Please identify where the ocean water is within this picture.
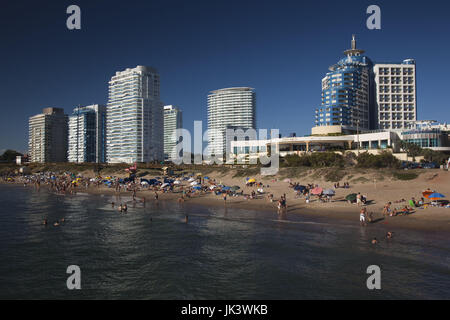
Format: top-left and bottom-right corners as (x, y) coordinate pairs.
(0, 184), (449, 299)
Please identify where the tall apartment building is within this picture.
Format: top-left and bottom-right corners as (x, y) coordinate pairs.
(28, 107), (68, 163)
(373, 59), (417, 130)
(207, 87), (256, 156)
(313, 35), (374, 135)
(68, 104), (106, 163)
(106, 66), (164, 163)
(163, 105), (182, 160)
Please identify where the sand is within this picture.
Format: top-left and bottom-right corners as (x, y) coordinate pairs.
(58, 168), (450, 233)
(4, 167), (450, 233)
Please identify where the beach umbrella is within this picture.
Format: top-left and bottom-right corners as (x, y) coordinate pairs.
(209, 185), (217, 190)
(323, 189), (336, 196)
(161, 183), (170, 188)
(190, 181), (198, 186)
(204, 176), (210, 180)
(428, 193), (445, 201)
(422, 190), (435, 198)
(140, 181), (149, 185)
(231, 186), (240, 191)
(311, 187), (323, 195)
(173, 180), (181, 185)
(248, 178), (256, 183)
(294, 185), (306, 192)
(346, 193), (357, 202)
(222, 186), (231, 191)
(193, 186), (202, 190)
(188, 177), (195, 182)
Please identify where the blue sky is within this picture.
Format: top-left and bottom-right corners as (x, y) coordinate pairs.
(1, 0), (450, 153)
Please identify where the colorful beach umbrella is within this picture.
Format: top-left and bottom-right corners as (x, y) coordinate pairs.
(311, 187), (323, 195)
(247, 178), (256, 183)
(428, 193), (445, 201)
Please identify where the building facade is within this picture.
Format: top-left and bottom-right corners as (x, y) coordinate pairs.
(106, 66), (164, 163)
(313, 36), (373, 135)
(207, 87), (256, 157)
(28, 107), (68, 163)
(373, 59), (417, 130)
(68, 104), (106, 163)
(163, 105), (183, 160)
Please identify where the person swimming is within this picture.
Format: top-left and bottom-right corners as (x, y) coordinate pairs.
(371, 238), (378, 244)
(42, 218), (48, 226)
(386, 231), (393, 239)
(185, 215), (188, 223)
(53, 221), (60, 227)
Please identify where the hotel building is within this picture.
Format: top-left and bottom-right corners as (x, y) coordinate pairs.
(313, 35), (373, 135)
(163, 105), (183, 160)
(106, 66), (164, 163)
(207, 87), (256, 157)
(373, 59), (417, 130)
(68, 104), (106, 163)
(28, 107), (68, 163)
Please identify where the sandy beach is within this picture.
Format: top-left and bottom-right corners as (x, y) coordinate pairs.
(17, 167), (447, 233)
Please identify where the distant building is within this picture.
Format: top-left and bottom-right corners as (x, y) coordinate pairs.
(207, 87), (256, 157)
(373, 59), (417, 130)
(106, 66), (164, 163)
(163, 105), (182, 160)
(68, 104), (106, 163)
(28, 107), (68, 163)
(313, 36), (373, 135)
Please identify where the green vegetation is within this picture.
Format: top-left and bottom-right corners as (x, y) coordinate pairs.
(355, 151), (400, 169)
(282, 152), (344, 168)
(393, 171), (419, 180)
(399, 141), (422, 161)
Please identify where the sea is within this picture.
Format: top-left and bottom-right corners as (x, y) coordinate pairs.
(0, 184), (449, 299)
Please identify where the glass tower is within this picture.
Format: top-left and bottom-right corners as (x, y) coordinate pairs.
(314, 35), (374, 134)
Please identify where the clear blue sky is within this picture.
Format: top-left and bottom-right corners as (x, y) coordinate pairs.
(1, 0), (449, 153)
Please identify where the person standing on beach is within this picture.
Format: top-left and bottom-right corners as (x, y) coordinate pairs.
(154, 192), (159, 201)
(357, 193), (362, 206)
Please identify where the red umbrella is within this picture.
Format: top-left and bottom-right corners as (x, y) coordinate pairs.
(311, 187), (323, 195)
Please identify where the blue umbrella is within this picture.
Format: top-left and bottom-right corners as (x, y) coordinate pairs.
(294, 185), (306, 191)
(193, 186), (202, 190)
(428, 193), (445, 200)
(222, 186), (231, 191)
(204, 176), (210, 180)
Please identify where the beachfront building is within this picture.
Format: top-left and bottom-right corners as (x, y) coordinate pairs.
(230, 131), (402, 161)
(207, 87), (256, 157)
(28, 107), (68, 163)
(106, 66), (164, 163)
(163, 105), (183, 160)
(68, 104), (106, 163)
(401, 121), (450, 152)
(373, 59), (417, 130)
(312, 35), (374, 136)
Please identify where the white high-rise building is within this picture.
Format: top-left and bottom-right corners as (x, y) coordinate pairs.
(207, 87), (256, 156)
(28, 108), (68, 163)
(373, 59), (417, 130)
(68, 104), (106, 163)
(163, 105), (182, 160)
(106, 66), (164, 163)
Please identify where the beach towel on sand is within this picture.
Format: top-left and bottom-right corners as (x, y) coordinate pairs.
(409, 200), (416, 208)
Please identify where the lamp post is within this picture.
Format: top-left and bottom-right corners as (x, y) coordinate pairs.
(357, 119), (360, 156)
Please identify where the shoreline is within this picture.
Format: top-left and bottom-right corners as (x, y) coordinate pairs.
(3, 180), (450, 234)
